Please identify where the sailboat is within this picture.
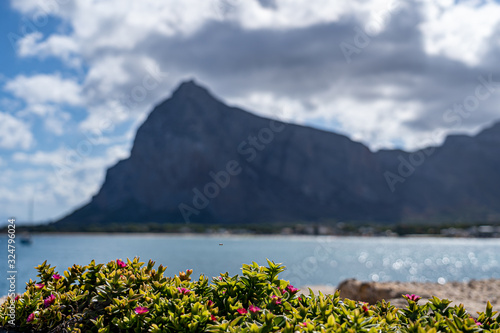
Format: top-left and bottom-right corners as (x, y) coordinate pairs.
(20, 232), (32, 245)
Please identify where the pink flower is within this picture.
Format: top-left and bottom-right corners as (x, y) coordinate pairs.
(473, 318), (482, 326)
(300, 322), (309, 327)
(43, 294), (56, 308)
(249, 304), (261, 313)
(177, 287), (191, 295)
(52, 274), (62, 280)
(134, 306), (149, 315)
(14, 295), (20, 301)
(116, 259), (127, 268)
(286, 285), (298, 294)
(35, 283), (44, 289)
(27, 313), (35, 323)
(207, 300), (214, 306)
(405, 294), (421, 302)
(210, 314), (217, 321)
(271, 295), (282, 304)
(298, 297), (302, 302)
(237, 308), (248, 315)
(362, 304), (369, 313)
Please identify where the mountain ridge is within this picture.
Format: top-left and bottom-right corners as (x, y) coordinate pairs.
(55, 80), (500, 226)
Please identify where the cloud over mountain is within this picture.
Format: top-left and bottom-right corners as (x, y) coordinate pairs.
(2, 0), (500, 224)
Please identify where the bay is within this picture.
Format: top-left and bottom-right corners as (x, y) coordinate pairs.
(1, 234), (500, 295)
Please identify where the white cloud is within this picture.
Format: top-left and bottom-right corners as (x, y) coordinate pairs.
(83, 56), (131, 96)
(6, 0), (500, 148)
(227, 0), (344, 29)
(3, 73), (78, 136)
(78, 101), (134, 132)
(0, 166), (78, 223)
(11, 0), (383, 58)
(0, 112), (34, 149)
(227, 91), (312, 125)
(78, 56), (169, 131)
(0, 97), (22, 112)
(419, 0), (500, 66)
(13, 142), (129, 167)
(20, 103), (57, 117)
(9, 0), (63, 15)
(12, 0), (500, 151)
(17, 32), (80, 66)
(4, 73), (82, 105)
(8, 0), (423, 151)
(13, 149), (64, 165)
(44, 111), (71, 135)
(322, 97), (428, 151)
(9, 142), (131, 222)
(209, 0), (406, 31)
(15, 103), (71, 136)
(228, 88), (433, 151)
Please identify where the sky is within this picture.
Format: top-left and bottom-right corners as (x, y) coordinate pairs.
(1, 0), (500, 225)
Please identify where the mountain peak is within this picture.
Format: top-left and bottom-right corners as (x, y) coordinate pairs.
(178, 79), (198, 89)
(172, 79), (213, 100)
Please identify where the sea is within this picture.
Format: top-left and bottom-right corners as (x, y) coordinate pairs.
(1, 234), (500, 295)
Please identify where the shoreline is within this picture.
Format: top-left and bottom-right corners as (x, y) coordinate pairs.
(1, 231), (499, 239)
(303, 278), (500, 316)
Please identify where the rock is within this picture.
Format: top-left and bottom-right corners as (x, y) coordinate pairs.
(337, 279), (402, 305)
(331, 278), (500, 315)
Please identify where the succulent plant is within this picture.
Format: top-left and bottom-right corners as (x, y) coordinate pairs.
(1, 258), (497, 332)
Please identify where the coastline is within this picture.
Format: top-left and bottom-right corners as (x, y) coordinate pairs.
(2, 231), (498, 239)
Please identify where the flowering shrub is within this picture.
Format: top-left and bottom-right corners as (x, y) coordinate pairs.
(1, 258), (499, 332)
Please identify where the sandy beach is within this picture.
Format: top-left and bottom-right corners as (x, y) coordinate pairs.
(303, 278), (500, 315)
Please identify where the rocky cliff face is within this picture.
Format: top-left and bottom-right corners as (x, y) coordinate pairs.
(378, 122), (500, 222)
(56, 81), (500, 226)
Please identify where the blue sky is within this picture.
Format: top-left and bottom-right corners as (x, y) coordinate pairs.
(1, 0), (500, 225)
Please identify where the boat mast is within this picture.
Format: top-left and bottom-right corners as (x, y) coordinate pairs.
(29, 193), (34, 224)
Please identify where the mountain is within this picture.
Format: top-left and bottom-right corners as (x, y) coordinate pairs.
(55, 80), (500, 227)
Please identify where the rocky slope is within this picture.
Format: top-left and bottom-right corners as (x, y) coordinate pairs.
(55, 80), (500, 226)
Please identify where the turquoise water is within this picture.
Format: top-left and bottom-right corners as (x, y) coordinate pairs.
(1, 234), (500, 295)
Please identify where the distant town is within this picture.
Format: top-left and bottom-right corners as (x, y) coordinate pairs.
(6, 221), (500, 238)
